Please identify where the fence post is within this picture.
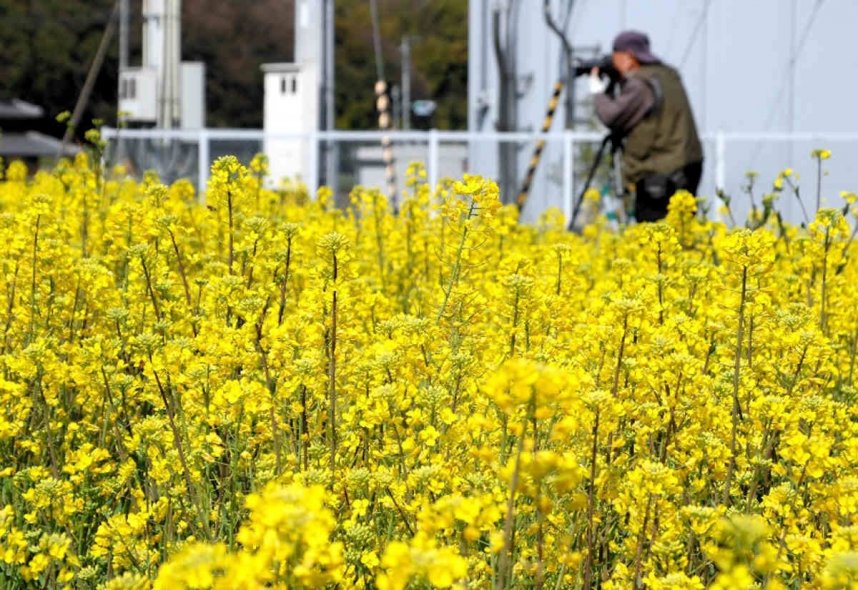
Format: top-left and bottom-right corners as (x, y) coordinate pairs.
(198, 128), (210, 203)
(100, 125), (115, 172)
(562, 131), (573, 224)
(715, 130), (726, 193)
(428, 128), (439, 194)
(308, 132), (319, 199)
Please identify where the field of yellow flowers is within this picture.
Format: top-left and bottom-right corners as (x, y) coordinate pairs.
(0, 147), (857, 590)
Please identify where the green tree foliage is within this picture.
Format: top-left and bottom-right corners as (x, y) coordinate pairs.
(0, 0), (466, 131)
(0, 0), (119, 137)
(183, 0), (293, 128)
(0, 0), (293, 131)
(335, 0), (467, 130)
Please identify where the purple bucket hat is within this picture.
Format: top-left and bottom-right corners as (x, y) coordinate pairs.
(612, 30), (660, 64)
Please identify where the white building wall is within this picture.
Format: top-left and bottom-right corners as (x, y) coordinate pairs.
(119, 68), (158, 122)
(263, 64), (319, 185)
(468, 0), (575, 219)
(469, 0), (858, 224)
(180, 62), (205, 129)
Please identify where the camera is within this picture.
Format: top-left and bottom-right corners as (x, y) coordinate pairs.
(573, 55), (620, 84)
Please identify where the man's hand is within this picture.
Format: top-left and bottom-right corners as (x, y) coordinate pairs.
(588, 68), (608, 95)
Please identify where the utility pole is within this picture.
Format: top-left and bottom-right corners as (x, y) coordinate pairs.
(116, 0), (129, 159)
(62, 0), (120, 150)
(369, 0), (385, 83)
(370, 0), (397, 204)
(391, 85), (401, 129)
(492, 0), (519, 205)
(400, 35), (411, 130)
(144, 0), (182, 129)
(324, 0), (337, 191)
(119, 0), (129, 73)
(159, 0), (181, 130)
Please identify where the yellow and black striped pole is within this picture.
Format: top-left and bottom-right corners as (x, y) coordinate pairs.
(516, 80), (565, 215)
(375, 80), (397, 208)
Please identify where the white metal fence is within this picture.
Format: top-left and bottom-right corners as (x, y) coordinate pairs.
(101, 128), (858, 224)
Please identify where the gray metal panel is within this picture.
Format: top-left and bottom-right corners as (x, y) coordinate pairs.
(468, 0), (858, 221)
(0, 132), (79, 157)
(467, 0), (571, 219)
(0, 99), (44, 120)
(180, 61), (206, 129)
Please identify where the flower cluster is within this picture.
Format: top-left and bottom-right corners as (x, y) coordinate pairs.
(0, 154), (857, 589)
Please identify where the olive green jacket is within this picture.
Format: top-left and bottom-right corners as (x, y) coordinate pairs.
(595, 64), (703, 185)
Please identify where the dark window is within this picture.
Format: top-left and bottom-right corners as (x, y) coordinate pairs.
(291, 76), (297, 93)
(281, 77), (287, 94)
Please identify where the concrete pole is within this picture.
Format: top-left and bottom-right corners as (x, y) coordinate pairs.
(167, 0), (181, 129)
(119, 0), (129, 70)
(156, 0), (181, 129)
(116, 0), (129, 157)
(401, 36), (411, 130)
(324, 0), (337, 190)
(62, 1), (120, 149)
(369, 0), (384, 82)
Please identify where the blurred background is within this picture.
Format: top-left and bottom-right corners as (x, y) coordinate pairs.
(0, 0), (854, 224)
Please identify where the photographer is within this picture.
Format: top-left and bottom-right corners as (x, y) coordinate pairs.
(589, 31), (703, 222)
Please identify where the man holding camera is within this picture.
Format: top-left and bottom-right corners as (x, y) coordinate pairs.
(590, 31), (703, 222)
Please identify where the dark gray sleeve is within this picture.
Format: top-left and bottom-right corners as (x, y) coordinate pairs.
(593, 77), (655, 134)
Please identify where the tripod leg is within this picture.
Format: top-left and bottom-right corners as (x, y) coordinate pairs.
(567, 134), (611, 230)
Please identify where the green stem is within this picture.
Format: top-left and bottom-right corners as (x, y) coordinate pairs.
(612, 315), (629, 398)
(633, 495), (653, 588)
(28, 214), (41, 345)
(724, 266), (747, 505)
(820, 227), (830, 334)
(495, 393), (533, 590)
(149, 354), (210, 540)
(328, 251), (338, 475)
(584, 408), (601, 589)
(436, 199), (475, 323)
(139, 255), (162, 323)
(278, 236), (294, 325)
(374, 191), (386, 289)
(167, 228), (192, 307)
(816, 158), (822, 212)
(227, 189), (234, 275)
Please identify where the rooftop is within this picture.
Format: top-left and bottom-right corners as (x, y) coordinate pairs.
(0, 131), (78, 158)
(260, 62), (303, 74)
(0, 99), (45, 120)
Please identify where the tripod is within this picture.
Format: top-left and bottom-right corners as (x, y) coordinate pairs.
(567, 132), (626, 231)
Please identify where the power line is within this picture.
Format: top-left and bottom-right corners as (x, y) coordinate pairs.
(763, 0), (826, 132)
(678, 0), (713, 69)
(791, 0), (826, 70)
(569, 0), (588, 36)
(662, 2), (686, 60)
(748, 0), (826, 164)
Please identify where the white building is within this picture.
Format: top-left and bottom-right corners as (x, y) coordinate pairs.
(261, 0), (334, 188)
(262, 62), (319, 186)
(118, 0), (205, 129)
(468, 0), (858, 224)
